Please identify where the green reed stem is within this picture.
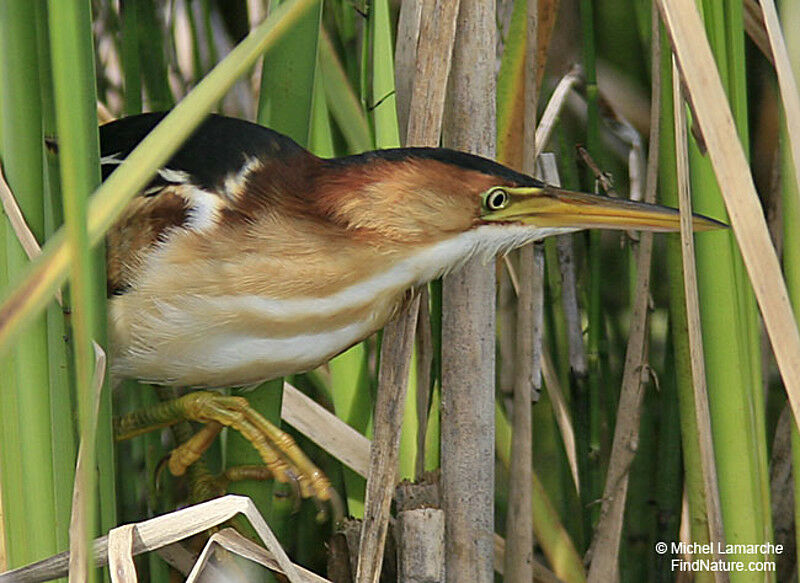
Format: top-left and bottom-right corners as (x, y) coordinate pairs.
(0, 0), (58, 569)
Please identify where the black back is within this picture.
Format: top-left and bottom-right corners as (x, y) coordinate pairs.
(99, 112), (307, 192)
(100, 112), (541, 192)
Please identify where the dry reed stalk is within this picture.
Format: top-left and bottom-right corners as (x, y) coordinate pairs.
(394, 0), (423, 140)
(414, 287), (434, 477)
(440, 1), (497, 580)
(185, 529), (332, 583)
(356, 297), (420, 583)
(396, 508), (445, 582)
(281, 383), (370, 477)
(540, 345), (579, 492)
(68, 344), (106, 583)
(395, 478), (445, 583)
(356, 1), (460, 579)
(743, 0), (773, 64)
(534, 67), (582, 160)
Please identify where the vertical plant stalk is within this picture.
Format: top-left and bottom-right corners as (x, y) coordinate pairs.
(505, 1), (540, 579)
(662, 0), (800, 574)
(440, 1), (496, 581)
(232, 0), (323, 540)
(658, 23), (714, 576)
(496, 403), (586, 583)
(393, 0), (423, 142)
(369, 0), (423, 484)
(356, 1), (459, 578)
(36, 4), (81, 557)
(120, 0), (143, 115)
(505, 246), (543, 583)
(762, 0), (800, 202)
(587, 10), (662, 579)
(578, 0), (602, 535)
(414, 287), (433, 478)
(0, 0), (58, 570)
(356, 296), (420, 583)
(674, 0), (769, 571)
(329, 344), (372, 517)
(47, 1), (106, 581)
(671, 58), (727, 571)
(403, 0), (460, 148)
(0, 62), (4, 574)
(779, 0), (800, 570)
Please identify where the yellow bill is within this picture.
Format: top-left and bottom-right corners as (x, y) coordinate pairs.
(480, 185), (726, 232)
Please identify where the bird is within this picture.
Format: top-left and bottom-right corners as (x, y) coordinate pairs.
(103, 111), (723, 503)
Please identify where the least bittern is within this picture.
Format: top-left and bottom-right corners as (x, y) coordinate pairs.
(105, 112), (722, 505)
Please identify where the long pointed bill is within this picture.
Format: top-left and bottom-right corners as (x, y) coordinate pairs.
(483, 186), (725, 232)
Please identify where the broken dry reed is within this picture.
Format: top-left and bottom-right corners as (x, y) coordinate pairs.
(0, 496), (317, 583)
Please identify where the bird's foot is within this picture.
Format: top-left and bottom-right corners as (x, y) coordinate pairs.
(115, 391), (333, 506)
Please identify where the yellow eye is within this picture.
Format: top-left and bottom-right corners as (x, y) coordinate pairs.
(483, 187), (509, 211)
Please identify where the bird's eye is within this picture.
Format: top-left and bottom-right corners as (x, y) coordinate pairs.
(484, 188), (509, 211)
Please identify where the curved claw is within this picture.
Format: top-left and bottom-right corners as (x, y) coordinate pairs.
(115, 390), (334, 507)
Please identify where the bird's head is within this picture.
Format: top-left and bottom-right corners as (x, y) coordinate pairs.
(313, 147), (723, 259)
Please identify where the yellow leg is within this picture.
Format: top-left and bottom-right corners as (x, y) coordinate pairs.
(168, 421), (223, 476)
(180, 392), (330, 501)
(115, 391), (332, 504)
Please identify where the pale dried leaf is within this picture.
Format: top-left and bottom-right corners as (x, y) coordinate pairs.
(281, 383), (370, 478)
(185, 529), (331, 583)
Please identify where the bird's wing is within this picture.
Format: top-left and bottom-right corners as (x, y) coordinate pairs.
(99, 112), (307, 194)
(100, 112), (309, 296)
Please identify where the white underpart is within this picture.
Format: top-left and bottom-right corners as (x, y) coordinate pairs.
(112, 223), (576, 387)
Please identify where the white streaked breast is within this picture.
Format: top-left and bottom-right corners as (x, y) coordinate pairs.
(197, 224), (575, 323)
(111, 223), (575, 387)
